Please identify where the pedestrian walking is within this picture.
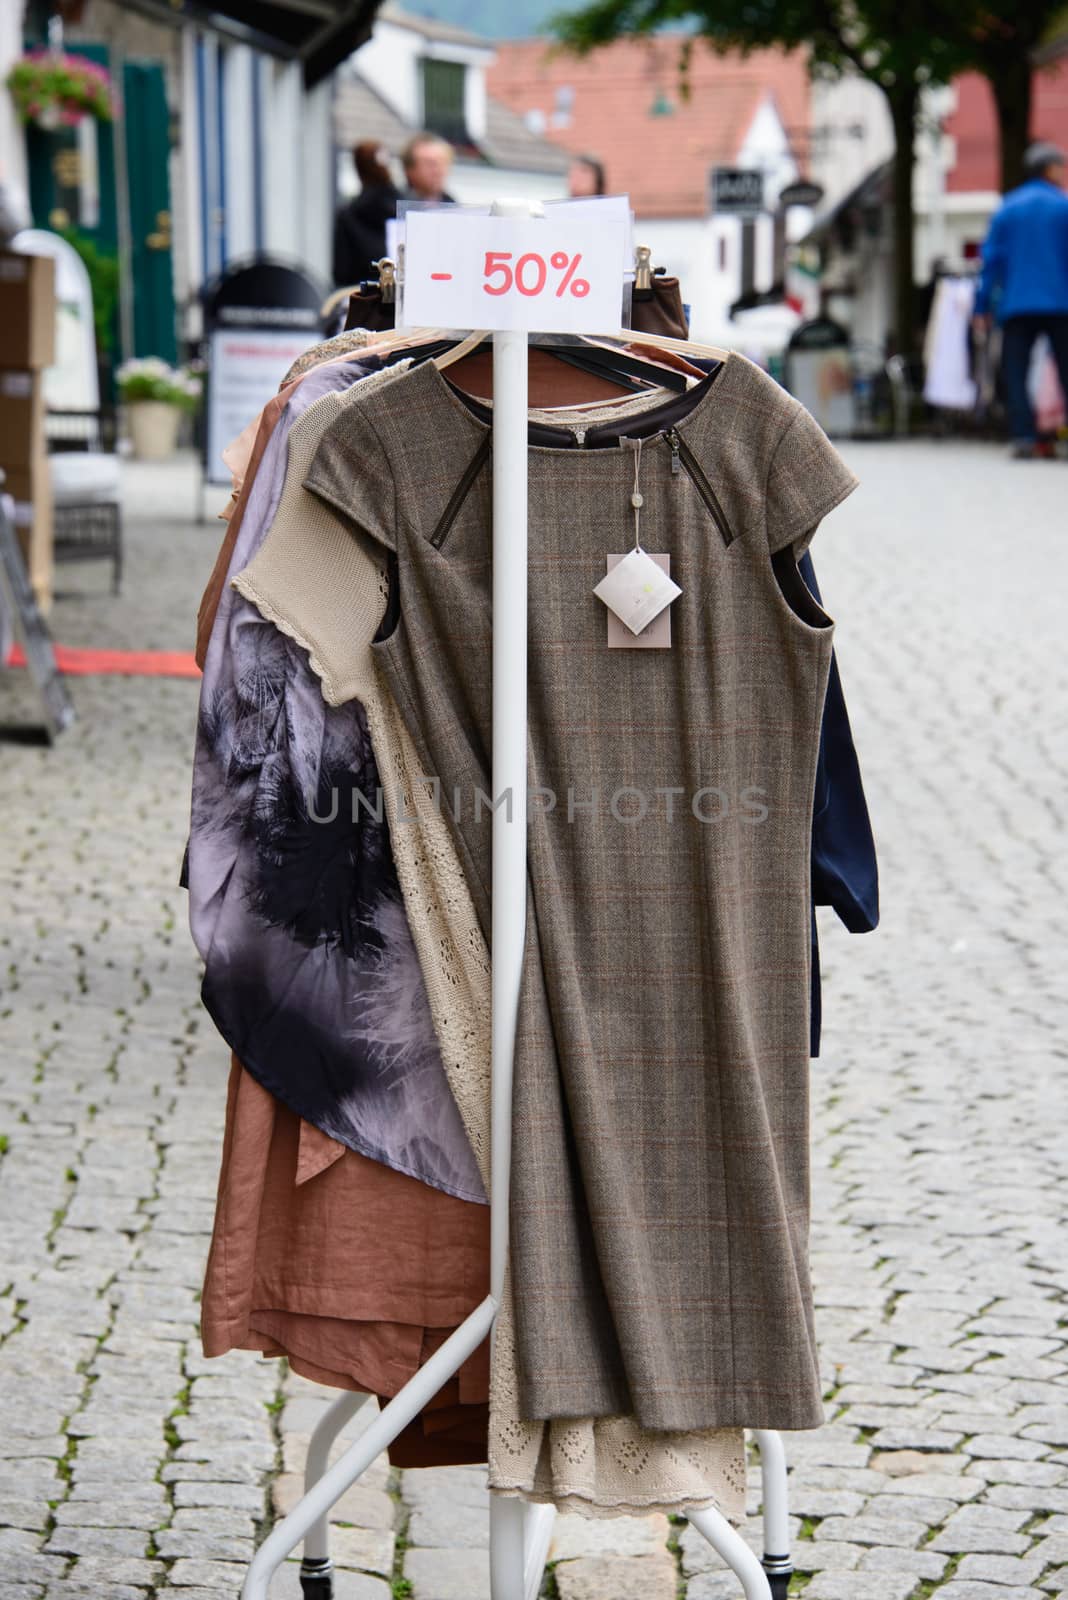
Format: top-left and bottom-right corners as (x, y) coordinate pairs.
(332, 141), (401, 289)
(974, 140), (1068, 457)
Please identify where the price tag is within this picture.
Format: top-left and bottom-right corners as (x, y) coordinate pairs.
(401, 212), (627, 333)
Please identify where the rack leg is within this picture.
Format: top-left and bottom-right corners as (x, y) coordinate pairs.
(753, 1430), (792, 1599)
(240, 1297), (496, 1600)
(297, 1391), (369, 1598)
(522, 1501), (556, 1600)
(686, 1503), (773, 1600)
(490, 1498), (526, 1600)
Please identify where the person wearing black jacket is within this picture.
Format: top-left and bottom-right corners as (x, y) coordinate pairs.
(332, 142), (401, 289)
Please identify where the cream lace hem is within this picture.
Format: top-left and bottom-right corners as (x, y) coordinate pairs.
(234, 367), (746, 1520)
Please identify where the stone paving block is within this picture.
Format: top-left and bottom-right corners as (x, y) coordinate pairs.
(859, 1543), (951, 1578)
(870, 1426), (967, 1452)
(1028, 1536), (1068, 1568)
(790, 1539), (864, 1571)
(271, 1472), (394, 1530)
(547, 1512), (669, 1561)
(404, 1545), (491, 1600)
(964, 1435), (1053, 1462)
(967, 1461), (1068, 1487)
(166, 1558), (250, 1587)
(51, 1499), (166, 1529)
(552, 1552), (677, 1600)
(877, 1472), (984, 1502)
(686, 1575), (750, 1600)
(781, 1486), (868, 1518)
(800, 1574), (919, 1600)
(330, 1525), (395, 1576)
(42, 1525), (149, 1559)
(814, 1514), (928, 1547)
(41, 1587), (146, 1600)
(0, 1555), (63, 1590)
(153, 1529), (256, 1561)
(954, 1554), (1048, 1586)
(986, 1485), (1068, 1514)
(934, 1584), (1046, 1599)
(171, 1479), (266, 1516)
(60, 1557), (164, 1587)
(0, 1501), (50, 1533)
(400, 1465), (488, 1513)
(0, 1533), (40, 1557)
(872, 1448), (969, 1477)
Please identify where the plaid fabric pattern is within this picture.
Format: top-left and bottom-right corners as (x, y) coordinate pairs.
(305, 352), (858, 1431)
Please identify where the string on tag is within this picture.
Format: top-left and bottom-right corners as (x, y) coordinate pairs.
(629, 436), (644, 552)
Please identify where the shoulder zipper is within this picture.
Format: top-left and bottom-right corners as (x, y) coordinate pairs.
(429, 435), (492, 550)
(664, 428), (734, 547)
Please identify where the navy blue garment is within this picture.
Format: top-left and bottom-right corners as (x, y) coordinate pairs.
(801, 551), (879, 1055)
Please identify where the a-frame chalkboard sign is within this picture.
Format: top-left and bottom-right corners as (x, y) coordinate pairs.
(0, 494), (74, 742)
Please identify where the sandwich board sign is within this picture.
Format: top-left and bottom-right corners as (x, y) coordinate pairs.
(201, 258), (324, 486)
(0, 493), (74, 742)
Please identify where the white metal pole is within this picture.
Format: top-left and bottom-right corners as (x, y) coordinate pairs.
(488, 318), (529, 1304)
(687, 1503), (773, 1600)
(754, 1428), (791, 1587)
(487, 197), (535, 1600)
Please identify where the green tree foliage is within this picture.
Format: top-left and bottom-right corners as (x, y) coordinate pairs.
(553, 0), (983, 353)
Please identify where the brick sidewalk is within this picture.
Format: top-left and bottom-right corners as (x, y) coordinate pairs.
(0, 443), (1065, 1600)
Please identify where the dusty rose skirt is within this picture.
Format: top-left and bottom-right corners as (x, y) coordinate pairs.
(201, 1057), (490, 1466)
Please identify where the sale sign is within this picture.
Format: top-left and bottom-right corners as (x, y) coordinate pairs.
(401, 212), (627, 333)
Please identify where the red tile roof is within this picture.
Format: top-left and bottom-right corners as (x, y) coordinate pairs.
(487, 36), (811, 217)
(945, 62), (1068, 193)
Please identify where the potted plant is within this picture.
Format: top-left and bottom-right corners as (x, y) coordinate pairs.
(116, 358), (201, 461)
(6, 50), (115, 130)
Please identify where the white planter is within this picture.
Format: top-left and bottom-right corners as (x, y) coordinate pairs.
(127, 400), (181, 461)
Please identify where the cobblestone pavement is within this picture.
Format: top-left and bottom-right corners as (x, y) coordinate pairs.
(0, 441), (1065, 1600)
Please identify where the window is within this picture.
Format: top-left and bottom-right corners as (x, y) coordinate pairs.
(421, 58), (467, 145)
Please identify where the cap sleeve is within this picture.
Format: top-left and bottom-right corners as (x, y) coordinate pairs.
(303, 399), (397, 553)
(764, 402), (858, 559)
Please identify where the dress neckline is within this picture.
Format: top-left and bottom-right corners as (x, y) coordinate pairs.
(419, 349), (735, 455)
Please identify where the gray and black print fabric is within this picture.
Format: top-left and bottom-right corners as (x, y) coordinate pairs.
(185, 436), (485, 1205)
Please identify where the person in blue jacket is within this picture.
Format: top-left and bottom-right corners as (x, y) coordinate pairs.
(974, 141), (1068, 456)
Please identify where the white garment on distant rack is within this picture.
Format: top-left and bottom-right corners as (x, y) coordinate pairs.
(924, 277), (977, 410)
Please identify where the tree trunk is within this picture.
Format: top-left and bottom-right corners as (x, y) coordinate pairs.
(888, 81), (919, 358)
(987, 50), (1033, 193)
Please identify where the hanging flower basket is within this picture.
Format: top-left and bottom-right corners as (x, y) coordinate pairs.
(6, 50), (115, 129)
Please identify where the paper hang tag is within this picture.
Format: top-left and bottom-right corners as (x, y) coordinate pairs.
(594, 546), (682, 636)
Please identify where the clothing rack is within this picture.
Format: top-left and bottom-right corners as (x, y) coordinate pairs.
(237, 199), (793, 1600)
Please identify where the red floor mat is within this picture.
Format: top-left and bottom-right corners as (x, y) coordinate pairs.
(5, 643), (201, 678)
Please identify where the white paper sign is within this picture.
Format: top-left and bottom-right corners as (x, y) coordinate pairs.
(401, 213), (627, 333)
(206, 328), (314, 484)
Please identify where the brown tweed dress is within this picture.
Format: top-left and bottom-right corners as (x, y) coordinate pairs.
(305, 352), (858, 1433)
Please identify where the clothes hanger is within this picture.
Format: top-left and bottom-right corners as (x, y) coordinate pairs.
(429, 331), (690, 394)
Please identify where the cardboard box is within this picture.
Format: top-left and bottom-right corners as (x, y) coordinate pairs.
(2, 451), (53, 614)
(0, 370), (45, 468)
(0, 252), (56, 370)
